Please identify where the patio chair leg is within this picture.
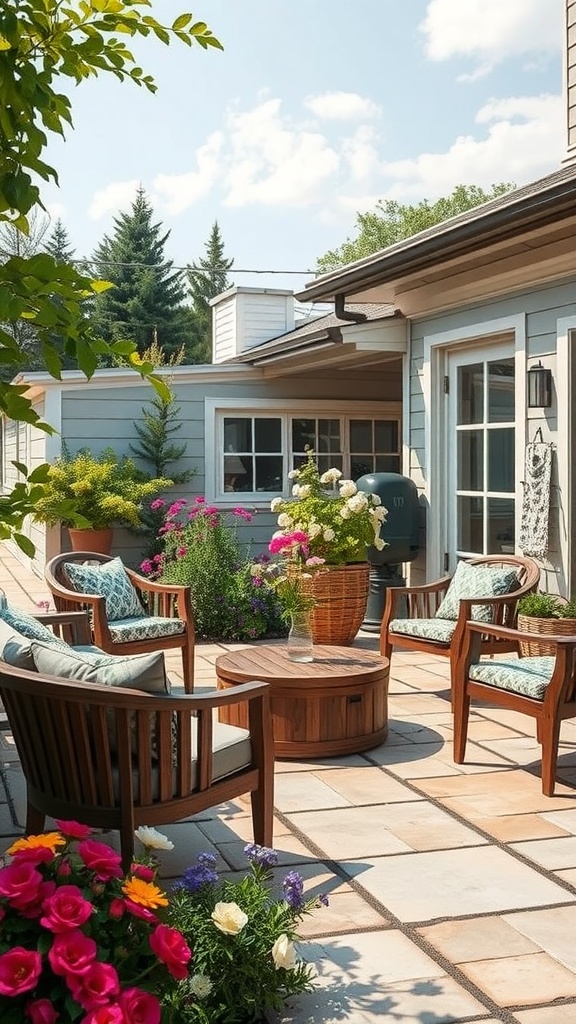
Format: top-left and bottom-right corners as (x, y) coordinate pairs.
(452, 687), (471, 764)
(182, 643), (194, 694)
(26, 803), (45, 835)
(540, 718), (561, 797)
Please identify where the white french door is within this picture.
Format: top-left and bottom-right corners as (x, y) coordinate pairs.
(446, 345), (516, 565)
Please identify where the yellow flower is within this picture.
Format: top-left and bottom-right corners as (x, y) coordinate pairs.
(211, 901), (248, 935)
(122, 877), (169, 909)
(7, 832), (65, 855)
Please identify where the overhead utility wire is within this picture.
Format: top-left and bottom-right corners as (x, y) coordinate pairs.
(72, 257), (314, 275)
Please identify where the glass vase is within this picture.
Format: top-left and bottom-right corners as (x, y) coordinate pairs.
(287, 610), (314, 662)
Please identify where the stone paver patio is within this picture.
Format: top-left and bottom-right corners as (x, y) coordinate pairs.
(2, 545), (576, 1022)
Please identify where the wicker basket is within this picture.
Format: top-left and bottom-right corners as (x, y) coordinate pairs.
(517, 614), (576, 657)
(300, 562), (370, 646)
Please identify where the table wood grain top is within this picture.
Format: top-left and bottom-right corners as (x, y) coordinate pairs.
(215, 644), (388, 687)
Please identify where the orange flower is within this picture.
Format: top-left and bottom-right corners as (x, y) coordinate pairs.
(7, 833), (65, 855)
(121, 877), (168, 909)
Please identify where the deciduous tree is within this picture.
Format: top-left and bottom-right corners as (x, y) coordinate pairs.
(0, 0), (220, 551)
(317, 183), (515, 272)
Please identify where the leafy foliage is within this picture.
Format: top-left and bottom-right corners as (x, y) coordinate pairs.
(164, 846), (324, 1023)
(32, 447), (173, 529)
(518, 592), (576, 619)
(141, 498), (286, 641)
(0, 0), (220, 547)
(317, 183), (516, 272)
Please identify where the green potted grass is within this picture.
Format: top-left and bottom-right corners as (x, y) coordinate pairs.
(517, 592), (576, 656)
(33, 447), (172, 554)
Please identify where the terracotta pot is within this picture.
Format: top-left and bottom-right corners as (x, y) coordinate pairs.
(68, 527), (113, 556)
(300, 562), (370, 646)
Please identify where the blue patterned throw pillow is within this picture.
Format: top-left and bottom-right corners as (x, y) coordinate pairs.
(435, 561), (518, 623)
(64, 557), (144, 622)
(0, 603), (69, 648)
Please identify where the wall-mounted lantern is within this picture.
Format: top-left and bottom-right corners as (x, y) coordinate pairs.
(527, 361), (552, 409)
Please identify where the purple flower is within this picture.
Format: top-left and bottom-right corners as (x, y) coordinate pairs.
(244, 843), (279, 869)
(177, 853), (219, 892)
(283, 870), (305, 911)
(319, 892), (330, 906)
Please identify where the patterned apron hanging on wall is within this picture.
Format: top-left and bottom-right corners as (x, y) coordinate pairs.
(518, 441), (554, 559)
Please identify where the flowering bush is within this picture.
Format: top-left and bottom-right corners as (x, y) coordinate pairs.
(0, 822), (190, 1024)
(140, 497), (286, 642)
(163, 844), (327, 1023)
(271, 449), (387, 565)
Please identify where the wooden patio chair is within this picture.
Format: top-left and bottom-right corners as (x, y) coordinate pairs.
(0, 662), (274, 871)
(380, 555), (540, 676)
(45, 552), (196, 693)
(452, 620), (576, 795)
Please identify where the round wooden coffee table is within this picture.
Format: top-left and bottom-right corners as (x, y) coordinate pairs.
(216, 644), (389, 759)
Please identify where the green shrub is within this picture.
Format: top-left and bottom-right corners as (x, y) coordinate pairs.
(141, 498), (286, 642)
(33, 447), (172, 530)
(518, 592), (576, 619)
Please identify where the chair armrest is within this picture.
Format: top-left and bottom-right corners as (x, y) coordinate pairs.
(34, 611), (92, 645)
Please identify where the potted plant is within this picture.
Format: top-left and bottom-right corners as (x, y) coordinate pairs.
(33, 447), (172, 554)
(269, 448), (388, 645)
(517, 592), (576, 656)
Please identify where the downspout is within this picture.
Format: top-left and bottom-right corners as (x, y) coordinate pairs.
(335, 294), (367, 323)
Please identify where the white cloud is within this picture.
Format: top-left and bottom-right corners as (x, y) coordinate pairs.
(341, 126), (382, 181)
(367, 93), (563, 203)
(45, 201), (67, 222)
(88, 179), (139, 220)
(223, 99), (340, 207)
(421, 0), (562, 68)
(153, 132), (224, 215)
(304, 91), (381, 120)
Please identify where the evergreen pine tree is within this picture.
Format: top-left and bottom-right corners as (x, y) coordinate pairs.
(44, 219), (75, 263)
(92, 187), (194, 360)
(187, 220), (233, 363)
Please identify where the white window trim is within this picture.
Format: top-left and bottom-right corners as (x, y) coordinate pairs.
(423, 314), (526, 579)
(556, 316), (574, 597)
(205, 397), (402, 505)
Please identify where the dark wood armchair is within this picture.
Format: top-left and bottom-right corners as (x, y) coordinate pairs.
(452, 621), (576, 795)
(45, 552), (196, 693)
(0, 663), (274, 871)
(380, 555), (540, 675)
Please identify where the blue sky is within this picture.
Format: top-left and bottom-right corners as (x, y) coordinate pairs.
(44, 0), (564, 294)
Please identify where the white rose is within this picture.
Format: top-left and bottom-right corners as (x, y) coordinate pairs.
(339, 480), (357, 498)
(308, 522), (321, 539)
(189, 974), (213, 998)
(297, 484), (311, 499)
(372, 506), (387, 522)
(292, 484), (300, 497)
(339, 506), (350, 519)
(370, 493), (382, 506)
(347, 493), (369, 513)
(270, 497), (283, 512)
(288, 469), (300, 480)
(323, 528), (335, 541)
(211, 901), (248, 935)
(373, 537), (386, 551)
(320, 468), (342, 484)
(134, 826), (174, 851)
(272, 934), (297, 970)
(277, 512), (292, 528)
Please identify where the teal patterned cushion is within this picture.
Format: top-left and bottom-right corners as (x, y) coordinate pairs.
(389, 618), (456, 643)
(469, 656), (555, 700)
(0, 604), (69, 649)
(64, 557), (144, 622)
(108, 616), (185, 643)
(435, 562), (518, 623)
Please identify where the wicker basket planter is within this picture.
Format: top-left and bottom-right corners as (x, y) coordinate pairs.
(300, 562), (370, 646)
(517, 613), (576, 657)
